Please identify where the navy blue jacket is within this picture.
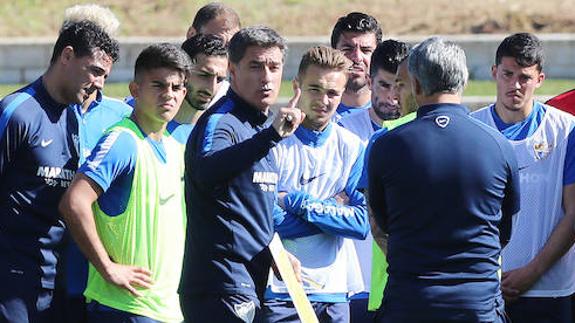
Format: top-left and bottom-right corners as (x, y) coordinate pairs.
(368, 103), (520, 321)
(0, 78), (79, 289)
(180, 90), (282, 299)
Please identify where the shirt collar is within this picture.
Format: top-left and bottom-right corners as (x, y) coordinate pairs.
(227, 88), (269, 126)
(295, 123), (332, 147)
(34, 77), (68, 112)
(417, 103), (469, 118)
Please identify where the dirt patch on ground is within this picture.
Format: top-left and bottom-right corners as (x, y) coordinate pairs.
(0, 0), (574, 37)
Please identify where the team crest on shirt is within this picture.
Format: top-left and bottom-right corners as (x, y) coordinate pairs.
(533, 141), (553, 160)
(435, 116), (450, 128)
(233, 300), (255, 323)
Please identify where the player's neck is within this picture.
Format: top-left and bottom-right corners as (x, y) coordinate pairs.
(41, 71), (68, 105)
(174, 99), (203, 125)
(368, 108), (384, 127)
(494, 99), (534, 124)
(131, 113), (167, 141)
(341, 86), (370, 108)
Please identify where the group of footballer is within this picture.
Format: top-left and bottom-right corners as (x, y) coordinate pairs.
(1, 2), (575, 323)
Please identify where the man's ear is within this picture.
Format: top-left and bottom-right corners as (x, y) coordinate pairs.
(491, 64), (497, 80)
(293, 77), (300, 91)
(411, 76), (422, 97)
(60, 46), (75, 66)
(128, 81), (139, 99)
(186, 26), (197, 40)
(228, 62), (237, 81)
(535, 71), (545, 89)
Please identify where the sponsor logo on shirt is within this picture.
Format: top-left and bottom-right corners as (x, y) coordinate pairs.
(40, 139), (53, 147)
(299, 172), (325, 186)
(520, 172), (544, 184)
(159, 193), (176, 205)
(253, 171), (278, 192)
(36, 166), (75, 187)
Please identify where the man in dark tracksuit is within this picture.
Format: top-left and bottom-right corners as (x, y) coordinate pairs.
(368, 37), (520, 323)
(0, 21), (118, 322)
(179, 26), (304, 323)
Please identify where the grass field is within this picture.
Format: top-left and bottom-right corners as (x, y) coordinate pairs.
(1, 80), (573, 100)
(0, 0), (574, 37)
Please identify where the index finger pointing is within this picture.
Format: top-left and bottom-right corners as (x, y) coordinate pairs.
(287, 86), (301, 110)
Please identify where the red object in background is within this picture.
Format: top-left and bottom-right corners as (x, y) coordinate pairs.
(546, 89), (575, 115)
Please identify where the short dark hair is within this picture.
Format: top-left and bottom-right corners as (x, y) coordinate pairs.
(50, 20), (119, 64)
(181, 34), (227, 61)
(330, 12), (382, 48)
(228, 26), (286, 64)
(370, 39), (410, 77)
(192, 2), (240, 32)
(134, 43), (192, 81)
(496, 32), (544, 71)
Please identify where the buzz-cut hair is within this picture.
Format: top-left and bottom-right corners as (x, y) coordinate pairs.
(181, 34), (227, 62)
(297, 46), (352, 79)
(134, 43), (192, 82)
(330, 12), (383, 48)
(192, 2), (240, 32)
(61, 3), (120, 36)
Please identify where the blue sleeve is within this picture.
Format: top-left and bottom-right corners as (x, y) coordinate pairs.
(283, 148), (370, 240)
(0, 106), (24, 178)
(0, 92), (31, 178)
(367, 138), (388, 233)
(563, 124), (575, 185)
(79, 130), (137, 193)
(274, 202), (322, 239)
(500, 143), (521, 244)
(191, 115), (281, 185)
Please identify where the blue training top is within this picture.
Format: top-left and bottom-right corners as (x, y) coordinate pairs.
(368, 103), (520, 321)
(72, 91), (133, 164)
(0, 77), (79, 289)
(180, 89), (282, 300)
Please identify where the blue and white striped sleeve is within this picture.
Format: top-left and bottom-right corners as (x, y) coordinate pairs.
(79, 130), (137, 192)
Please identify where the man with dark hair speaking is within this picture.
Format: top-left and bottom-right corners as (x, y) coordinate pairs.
(180, 26), (304, 323)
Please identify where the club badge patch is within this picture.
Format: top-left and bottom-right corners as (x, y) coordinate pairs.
(435, 116), (450, 128)
(533, 141), (553, 160)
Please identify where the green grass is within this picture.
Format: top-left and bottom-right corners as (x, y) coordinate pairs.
(1, 79), (574, 100)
